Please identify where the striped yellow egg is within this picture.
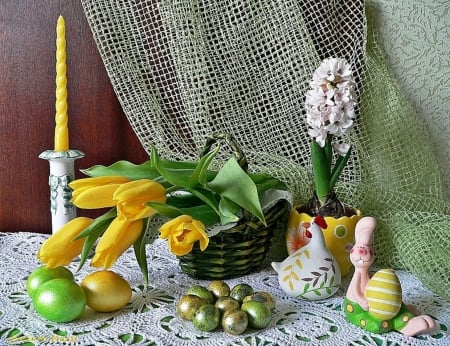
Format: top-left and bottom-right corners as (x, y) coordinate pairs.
(366, 269), (402, 320)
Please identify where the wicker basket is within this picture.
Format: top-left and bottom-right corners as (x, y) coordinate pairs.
(176, 133), (289, 279)
(178, 199), (289, 279)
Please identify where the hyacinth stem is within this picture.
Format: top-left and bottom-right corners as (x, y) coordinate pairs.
(311, 139), (331, 204)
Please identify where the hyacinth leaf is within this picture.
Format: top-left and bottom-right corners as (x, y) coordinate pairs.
(311, 140), (331, 203)
(76, 209), (117, 270)
(133, 218), (150, 286)
(147, 202), (219, 226)
(329, 144), (352, 191)
(218, 197), (241, 224)
(81, 160), (160, 181)
(187, 144), (220, 188)
(324, 140), (333, 169)
(208, 157), (265, 224)
(150, 146), (196, 188)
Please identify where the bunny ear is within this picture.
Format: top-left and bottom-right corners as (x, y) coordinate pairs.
(314, 216), (328, 229)
(354, 217), (377, 245)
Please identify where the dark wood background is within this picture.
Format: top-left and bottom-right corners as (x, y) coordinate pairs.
(0, 1), (148, 233)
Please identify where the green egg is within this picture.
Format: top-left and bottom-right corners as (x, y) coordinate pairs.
(186, 285), (214, 304)
(215, 296), (240, 314)
(222, 309), (248, 335)
(230, 283), (254, 303)
(242, 291), (276, 311)
(208, 280), (230, 299)
(176, 294), (205, 321)
(241, 300), (272, 329)
(193, 304), (220, 332)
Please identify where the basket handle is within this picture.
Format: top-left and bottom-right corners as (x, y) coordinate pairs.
(200, 133), (248, 171)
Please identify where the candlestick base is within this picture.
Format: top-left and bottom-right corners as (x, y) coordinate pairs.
(39, 149), (85, 234)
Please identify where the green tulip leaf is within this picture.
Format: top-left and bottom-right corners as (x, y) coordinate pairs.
(77, 225), (107, 271)
(81, 160), (159, 180)
(208, 157), (265, 224)
(183, 205), (219, 226)
(190, 187), (221, 216)
(166, 192), (204, 208)
(76, 209), (117, 271)
(75, 208), (117, 240)
(249, 173), (287, 192)
(133, 218), (150, 286)
(147, 202), (183, 219)
(187, 144), (220, 188)
(218, 197), (241, 225)
(150, 146), (195, 187)
(156, 157), (198, 170)
(148, 202), (219, 227)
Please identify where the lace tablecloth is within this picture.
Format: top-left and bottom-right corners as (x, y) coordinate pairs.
(0, 232), (449, 346)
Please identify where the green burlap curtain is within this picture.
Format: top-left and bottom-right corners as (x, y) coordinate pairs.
(80, 0), (450, 299)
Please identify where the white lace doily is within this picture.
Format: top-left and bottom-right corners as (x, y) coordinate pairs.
(1, 232), (449, 346)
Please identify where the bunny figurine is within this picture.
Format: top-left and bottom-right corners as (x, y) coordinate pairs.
(344, 216), (436, 336)
(272, 216), (341, 300)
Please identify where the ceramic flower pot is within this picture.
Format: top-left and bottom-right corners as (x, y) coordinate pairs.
(287, 206), (362, 276)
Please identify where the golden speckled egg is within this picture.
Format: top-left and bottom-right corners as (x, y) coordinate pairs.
(366, 269), (402, 320)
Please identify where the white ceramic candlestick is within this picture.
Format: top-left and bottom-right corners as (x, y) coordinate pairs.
(39, 149), (84, 233)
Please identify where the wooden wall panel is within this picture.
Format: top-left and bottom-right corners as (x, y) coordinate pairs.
(0, 1), (148, 233)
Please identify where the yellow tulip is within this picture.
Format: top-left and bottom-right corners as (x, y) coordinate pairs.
(91, 218), (143, 268)
(70, 176), (131, 209)
(37, 217), (93, 268)
(69, 176), (131, 190)
(114, 179), (167, 220)
(159, 215), (209, 256)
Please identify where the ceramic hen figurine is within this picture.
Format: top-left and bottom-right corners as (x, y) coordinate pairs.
(344, 216), (436, 336)
(272, 216), (341, 300)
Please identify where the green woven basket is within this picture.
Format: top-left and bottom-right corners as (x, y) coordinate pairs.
(177, 133), (290, 279)
(178, 196), (289, 279)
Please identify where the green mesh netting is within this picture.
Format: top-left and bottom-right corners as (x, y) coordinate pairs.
(80, 0), (450, 299)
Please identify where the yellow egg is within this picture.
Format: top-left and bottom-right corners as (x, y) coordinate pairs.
(366, 269), (402, 320)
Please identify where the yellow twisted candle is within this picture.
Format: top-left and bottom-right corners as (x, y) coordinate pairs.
(54, 15), (69, 151)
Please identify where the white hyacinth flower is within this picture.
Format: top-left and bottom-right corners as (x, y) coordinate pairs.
(307, 126), (328, 148)
(305, 57), (357, 210)
(333, 142), (351, 156)
(305, 58), (355, 147)
(311, 57), (353, 87)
